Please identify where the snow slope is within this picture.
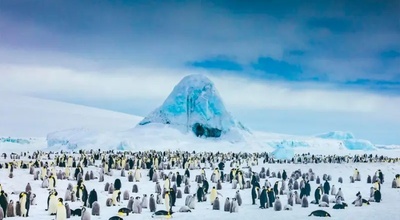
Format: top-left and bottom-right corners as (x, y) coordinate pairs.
(0, 93), (142, 137)
(138, 74), (249, 138)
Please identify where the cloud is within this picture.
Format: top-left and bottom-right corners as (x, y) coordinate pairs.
(187, 56), (243, 71)
(251, 57), (303, 81)
(1, 1), (400, 143)
(1, 63), (399, 116)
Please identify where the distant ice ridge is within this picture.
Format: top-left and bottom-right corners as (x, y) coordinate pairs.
(0, 137), (31, 144)
(46, 128), (97, 150)
(138, 74), (250, 139)
(267, 140), (310, 148)
(316, 131), (355, 140)
(316, 131), (376, 151)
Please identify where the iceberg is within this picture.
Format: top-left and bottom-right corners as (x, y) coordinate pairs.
(138, 74), (249, 138)
(272, 146), (295, 160)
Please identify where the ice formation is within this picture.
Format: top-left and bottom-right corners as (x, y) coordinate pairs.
(138, 74), (249, 138)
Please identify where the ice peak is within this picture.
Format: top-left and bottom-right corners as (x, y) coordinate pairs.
(138, 74), (249, 138)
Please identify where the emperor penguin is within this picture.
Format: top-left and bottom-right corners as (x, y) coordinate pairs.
(141, 194), (148, 208)
(108, 183), (115, 195)
(224, 197), (230, 212)
(336, 188), (345, 201)
(217, 180), (222, 190)
(188, 194), (196, 209)
(98, 173), (104, 182)
(34, 171), (40, 180)
(127, 197), (134, 211)
(294, 191), (301, 204)
(165, 192), (171, 213)
(331, 185), (336, 195)
(81, 207), (91, 220)
(16, 201), (21, 216)
(135, 168), (141, 182)
(56, 198), (66, 220)
(301, 196), (309, 208)
(287, 192), (294, 206)
(184, 185), (190, 194)
(64, 189), (72, 202)
(212, 197), (220, 210)
(210, 187), (218, 205)
(49, 175), (56, 190)
(112, 190), (120, 206)
(185, 195), (192, 206)
(156, 193), (163, 204)
(155, 182), (162, 194)
(230, 197), (239, 213)
(176, 189), (182, 199)
(179, 206), (191, 212)
(42, 176), (49, 188)
(274, 197), (282, 211)
(30, 193), (37, 206)
(25, 183), (32, 193)
(7, 200), (15, 217)
(149, 194), (156, 212)
(114, 178), (122, 191)
(128, 171), (134, 182)
(235, 190), (242, 206)
(91, 201), (100, 216)
(104, 182), (110, 192)
(48, 191), (58, 215)
(321, 194), (329, 204)
(106, 198), (113, 207)
(65, 203), (71, 218)
(19, 192), (28, 217)
(123, 190), (130, 201)
(133, 197), (142, 214)
(132, 184), (138, 193)
(88, 189), (97, 208)
(392, 178), (397, 188)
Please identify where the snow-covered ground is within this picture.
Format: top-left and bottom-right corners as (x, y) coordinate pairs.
(0, 154), (399, 220)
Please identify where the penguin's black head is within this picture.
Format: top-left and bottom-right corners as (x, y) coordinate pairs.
(58, 198), (63, 203)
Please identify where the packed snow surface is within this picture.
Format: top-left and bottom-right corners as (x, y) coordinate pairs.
(0, 152), (399, 220)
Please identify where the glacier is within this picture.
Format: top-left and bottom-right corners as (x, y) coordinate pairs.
(138, 74), (249, 138)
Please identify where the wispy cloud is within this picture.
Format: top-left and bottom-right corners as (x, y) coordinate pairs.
(0, 0), (399, 143)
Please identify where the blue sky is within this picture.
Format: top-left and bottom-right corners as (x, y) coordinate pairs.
(0, 0), (399, 144)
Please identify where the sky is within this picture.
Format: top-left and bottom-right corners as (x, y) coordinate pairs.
(0, 0), (399, 144)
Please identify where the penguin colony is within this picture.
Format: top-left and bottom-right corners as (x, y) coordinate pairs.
(0, 150), (398, 219)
